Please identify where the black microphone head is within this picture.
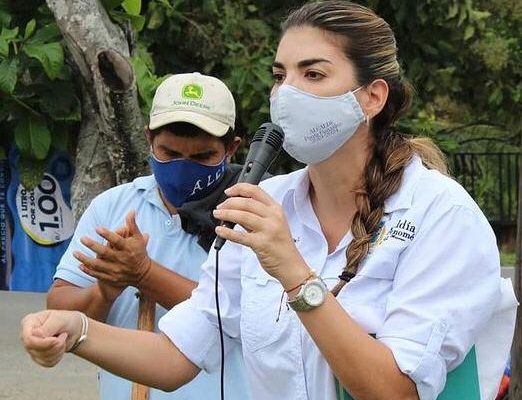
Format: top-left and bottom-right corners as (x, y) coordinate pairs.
(251, 122), (285, 150)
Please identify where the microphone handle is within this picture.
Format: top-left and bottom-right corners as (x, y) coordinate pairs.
(213, 122), (284, 251)
(213, 160), (260, 250)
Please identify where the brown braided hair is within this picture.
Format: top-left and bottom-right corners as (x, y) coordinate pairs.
(282, 1), (448, 296)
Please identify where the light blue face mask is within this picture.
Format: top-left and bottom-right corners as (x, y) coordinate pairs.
(150, 154), (226, 207)
(270, 85), (365, 164)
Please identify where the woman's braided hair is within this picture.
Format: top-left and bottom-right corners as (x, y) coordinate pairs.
(282, 1), (448, 296)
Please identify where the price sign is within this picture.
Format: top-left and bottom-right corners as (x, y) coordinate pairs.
(16, 173), (74, 245)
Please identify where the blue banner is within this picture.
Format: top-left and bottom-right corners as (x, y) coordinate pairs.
(6, 147), (75, 292)
(0, 158), (10, 290)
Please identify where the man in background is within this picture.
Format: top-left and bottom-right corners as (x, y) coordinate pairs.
(46, 72), (252, 400)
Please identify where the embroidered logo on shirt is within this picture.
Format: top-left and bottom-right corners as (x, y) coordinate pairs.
(386, 219), (416, 241)
(369, 221), (387, 250)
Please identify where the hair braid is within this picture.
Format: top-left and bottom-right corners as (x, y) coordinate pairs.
(331, 131), (414, 296)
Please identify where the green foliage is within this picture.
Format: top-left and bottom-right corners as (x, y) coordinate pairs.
(102, 0), (145, 32)
(0, 58), (17, 92)
(0, 0), (520, 188)
(371, 0), (521, 150)
(0, 0), (79, 189)
(23, 42), (64, 79)
(14, 117), (51, 160)
(17, 153), (50, 190)
(137, 0), (293, 164)
(130, 53), (165, 115)
(134, 0), (520, 168)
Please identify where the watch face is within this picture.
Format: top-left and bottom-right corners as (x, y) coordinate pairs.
(303, 281), (326, 306)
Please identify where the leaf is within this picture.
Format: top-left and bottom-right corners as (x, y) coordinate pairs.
(17, 155), (47, 191)
(122, 0), (141, 15)
(0, 58), (18, 93)
(127, 14), (146, 31)
(23, 42), (64, 80)
(488, 87), (503, 105)
(470, 10), (491, 21)
(457, 5), (468, 26)
(100, 0), (123, 11)
(448, 3), (459, 19)
(147, 6), (165, 29)
(131, 56), (160, 114)
(110, 10), (145, 31)
(0, 10), (12, 28)
(464, 25), (475, 40)
(24, 19), (36, 40)
(0, 26), (18, 40)
(156, 0), (172, 7)
(29, 23), (61, 44)
(0, 38), (7, 56)
(14, 118), (51, 160)
(39, 86), (81, 121)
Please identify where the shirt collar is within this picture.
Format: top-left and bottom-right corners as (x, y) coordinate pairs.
(133, 175), (169, 212)
(283, 155), (426, 215)
(383, 155), (425, 213)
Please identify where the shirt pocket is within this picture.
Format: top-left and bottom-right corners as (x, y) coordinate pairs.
(240, 267), (289, 353)
(335, 244), (402, 334)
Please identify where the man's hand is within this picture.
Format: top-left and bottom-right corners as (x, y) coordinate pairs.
(74, 211), (152, 289)
(96, 224), (128, 302)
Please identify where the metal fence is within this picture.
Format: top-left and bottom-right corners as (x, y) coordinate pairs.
(450, 152), (519, 224)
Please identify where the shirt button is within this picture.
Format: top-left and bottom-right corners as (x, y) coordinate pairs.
(165, 220), (171, 226)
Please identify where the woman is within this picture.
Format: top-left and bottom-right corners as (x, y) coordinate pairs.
(21, 2), (516, 399)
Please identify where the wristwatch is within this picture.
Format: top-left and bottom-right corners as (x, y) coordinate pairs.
(287, 274), (328, 312)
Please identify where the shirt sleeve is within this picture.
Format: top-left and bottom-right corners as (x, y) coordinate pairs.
(377, 204), (501, 400)
(159, 239), (243, 372)
(54, 197), (105, 287)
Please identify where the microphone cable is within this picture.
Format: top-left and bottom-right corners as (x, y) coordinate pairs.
(214, 248), (226, 400)
(212, 122), (284, 400)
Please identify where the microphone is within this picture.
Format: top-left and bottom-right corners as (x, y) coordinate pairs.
(214, 122), (285, 250)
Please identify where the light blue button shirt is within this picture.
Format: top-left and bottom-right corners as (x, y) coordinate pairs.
(55, 175), (252, 400)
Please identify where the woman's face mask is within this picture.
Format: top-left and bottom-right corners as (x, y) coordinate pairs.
(150, 153), (226, 207)
(270, 85), (365, 164)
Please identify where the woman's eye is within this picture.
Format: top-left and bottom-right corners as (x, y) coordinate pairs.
(272, 73), (285, 83)
(305, 71), (323, 79)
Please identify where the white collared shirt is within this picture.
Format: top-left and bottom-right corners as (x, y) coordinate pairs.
(159, 157), (510, 400)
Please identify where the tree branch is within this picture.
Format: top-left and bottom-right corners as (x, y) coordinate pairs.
(45, 0), (149, 217)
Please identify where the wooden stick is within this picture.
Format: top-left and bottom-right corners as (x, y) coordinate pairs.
(131, 293), (156, 400)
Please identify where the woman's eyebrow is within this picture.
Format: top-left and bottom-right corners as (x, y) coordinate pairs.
(272, 58), (332, 69)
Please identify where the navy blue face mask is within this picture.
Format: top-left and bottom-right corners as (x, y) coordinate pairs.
(150, 154), (227, 207)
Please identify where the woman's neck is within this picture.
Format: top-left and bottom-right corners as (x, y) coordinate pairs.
(307, 130), (371, 251)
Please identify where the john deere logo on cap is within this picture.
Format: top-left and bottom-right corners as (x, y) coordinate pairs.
(182, 84), (203, 100)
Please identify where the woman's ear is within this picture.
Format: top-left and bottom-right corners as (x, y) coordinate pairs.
(359, 79), (389, 120)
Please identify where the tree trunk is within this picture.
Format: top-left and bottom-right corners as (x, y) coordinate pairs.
(45, 0), (149, 219)
(509, 127), (521, 399)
